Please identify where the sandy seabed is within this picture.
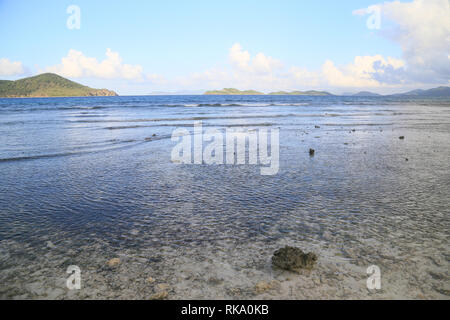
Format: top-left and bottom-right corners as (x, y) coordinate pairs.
(1, 233), (448, 300)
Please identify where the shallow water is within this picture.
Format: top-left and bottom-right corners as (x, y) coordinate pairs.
(0, 95), (449, 299)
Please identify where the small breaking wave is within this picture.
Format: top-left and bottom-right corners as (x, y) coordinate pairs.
(0, 139), (141, 163)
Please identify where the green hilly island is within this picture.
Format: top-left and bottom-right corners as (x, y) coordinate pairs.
(0, 73), (118, 98)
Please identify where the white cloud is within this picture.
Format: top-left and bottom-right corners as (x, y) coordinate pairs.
(355, 0), (450, 84)
(0, 58), (25, 76)
(322, 55), (405, 88)
(173, 44), (286, 91)
(175, 44), (406, 91)
(229, 43), (282, 74)
(288, 66), (320, 87)
(45, 48), (144, 80)
(229, 43), (251, 70)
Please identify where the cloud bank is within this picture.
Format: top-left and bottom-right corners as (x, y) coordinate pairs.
(0, 58), (25, 76)
(45, 48), (144, 80)
(175, 44), (405, 92)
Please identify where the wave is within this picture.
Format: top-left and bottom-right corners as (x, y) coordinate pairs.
(269, 103), (310, 106)
(184, 103), (267, 107)
(69, 113), (320, 124)
(0, 105), (106, 112)
(0, 139), (142, 163)
(168, 102), (303, 107)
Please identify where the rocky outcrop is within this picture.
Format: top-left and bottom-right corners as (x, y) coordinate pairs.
(106, 258), (121, 267)
(87, 89), (118, 96)
(272, 246), (317, 272)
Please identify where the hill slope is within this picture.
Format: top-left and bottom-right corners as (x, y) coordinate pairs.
(0, 73), (118, 98)
(352, 91), (381, 97)
(393, 86), (450, 97)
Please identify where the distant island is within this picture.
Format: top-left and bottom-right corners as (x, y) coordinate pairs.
(268, 90), (332, 96)
(0, 73), (118, 98)
(352, 91), (381, 97)
(391, 86), (450, 98)
(204, 88), (264, 95)
(349, 87), (450, 97)
(204, 87), (450, 97)
(204, 88), (333, 96)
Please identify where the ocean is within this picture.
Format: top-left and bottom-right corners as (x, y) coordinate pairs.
(0, 95), (449, 299)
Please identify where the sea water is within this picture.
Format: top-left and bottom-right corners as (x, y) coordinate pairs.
(0, 95), (448, 299)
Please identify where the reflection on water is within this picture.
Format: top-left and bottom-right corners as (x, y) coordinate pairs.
(0, 95), (449, 299)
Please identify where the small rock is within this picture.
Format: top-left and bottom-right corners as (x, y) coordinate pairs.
(207, 277), (223, 285)
(272, 246), (318, 272)
(149, 291), (168, 300)
(309, 148), (315, 156)
(146, 277), (155, 284)
(156, 283), (170, 291)
(107, 258), (120, 267)
(255, 281), (271, 294)
(46, 241), (56, 249)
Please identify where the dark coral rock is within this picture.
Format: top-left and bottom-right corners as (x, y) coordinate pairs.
(272, 246), (317, 272)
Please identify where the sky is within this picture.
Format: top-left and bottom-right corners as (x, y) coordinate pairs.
(0, 0), (449, 95)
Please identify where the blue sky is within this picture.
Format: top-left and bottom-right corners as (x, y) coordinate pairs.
(1, 0), (449, 94)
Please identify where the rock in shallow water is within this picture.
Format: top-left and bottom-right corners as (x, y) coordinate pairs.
(272, 246), (317, 272)
(107, 258), (120, 267)
(149, 291), (168, 300)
